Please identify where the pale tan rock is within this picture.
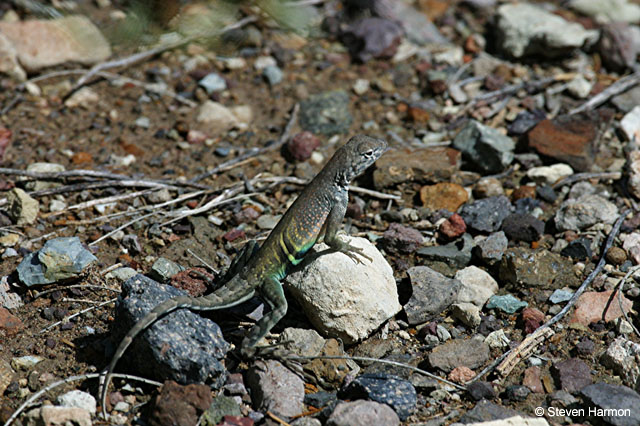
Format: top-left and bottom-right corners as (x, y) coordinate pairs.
(0, 32), (25, 81)
(6, 188), (39, 225)
(0, 15), (111, 71)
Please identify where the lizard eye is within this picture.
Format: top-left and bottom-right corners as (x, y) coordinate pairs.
(362, 149), (374, 157)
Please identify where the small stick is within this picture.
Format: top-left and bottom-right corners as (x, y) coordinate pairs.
(186, 249), (219, 274)
(34, 284), (121, 299)
(89, 212), (157, 246)
(42, 188), (157, 218)
(552, 171), (622, 189)
(495, 328), (555, 377)
(4, 372), (162, 426)
(570, 71), (640, 115)
(160, 191), (254, 227)
(266, 411), (292, 426)
(39, 298), (117, 333)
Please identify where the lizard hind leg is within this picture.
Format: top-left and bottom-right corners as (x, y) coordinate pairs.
(240, 276), (288, 358)
(218, 239), (260, 285)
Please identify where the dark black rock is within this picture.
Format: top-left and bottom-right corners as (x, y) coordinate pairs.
(339, 373), (417, 420)
(460, 196), (513, 233)
(114, 274), (229, 388)
(459, 400), (524, 423)
(513, 197), (541, 215)
(417, 233), (473, 268)
(508, 110), (546, 135)
(478, 315), (502, 336)
(501, 213), (544, 242)
(305, 391), (337, 408)
(404, 266), (461, 325)
(536, 185), (557, 203)
(580, 383), (640, 426)
(561, 237), (592, 260)
(467, 381), (496, 401)
(503, 385), (531, 402)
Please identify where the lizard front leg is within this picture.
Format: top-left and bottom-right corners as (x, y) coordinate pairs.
(322, 197), (372, 264)
(241, 276), (288, 358)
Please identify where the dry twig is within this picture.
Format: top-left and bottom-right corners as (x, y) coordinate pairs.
(39, 298), (117, 334)
(570, 71), (640, 115)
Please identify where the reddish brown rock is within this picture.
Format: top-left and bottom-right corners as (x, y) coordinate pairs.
(521, 307), (545, 334)
(420, 182), (468, 212)
(511, 185), (536, 201)
(0, 307), (23, 337)
(171, 268), (214, 297)
(148, 381), (212, 426)
(523, 366), (544, 393)
(439, 213), (467, 240)
(380, 223), (423, 254)
(551, 358), (592, 393)
(373, 147), (460, 188)
(527, 115), (597, 172)
(448, 366), (476, 384)
(287, 131), (321, 161)
(570, 290), (633, 326)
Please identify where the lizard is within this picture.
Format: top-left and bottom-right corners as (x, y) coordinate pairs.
(99, 134), (387, 414)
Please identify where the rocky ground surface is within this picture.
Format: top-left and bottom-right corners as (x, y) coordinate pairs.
(3, 0), (640, 425)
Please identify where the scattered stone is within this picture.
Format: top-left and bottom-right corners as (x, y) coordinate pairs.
(526, 163), (574, 186)
(458, 400), (524, 424)
(528, 115), (598, 172)
(561, 237), (593, 260)
(327, 400), (399, 426)
(420, 182), (468, 212)
(521, 307), (545, 334)
(460, 196), (513, 233)
(571, 290), (633, 326)
(613, 85), (640, 112)
(570, 0), (640, 24)
(256, 214), (280, 230)
(299, 90), (352, 135)
(501, 213), (544, 242)
(246, 360), (304, 418)
(0, 306), (23, 336)
(551, 358), (592, 393)
(0, 16), (110, 72)
(428, 338), (490, 372)
(455, 266), (498, 308)
(287, 131), (321, 162)
(448, 366), (476, 384)
(11, 355), (44, 370)
(467, 381), (496, 401)
(148, 381), (212, 426)
(451, 302), (482, 328)
(504, 385), (531, 402)
(621, 106), (640, 142)
(475, 231), (508, 265)
(474, 177), (505, 198)
(263, 65), (283, 86)
(199, 72), (227, 94)
(380, 223), (423, 254)
(523, 366), (544, 394)
(56, 390), (96, 414)
(536, 185), (558, 203)
(404, 266), (460, 325)
(25, 406), (91, 426)
(17, 237), (97, 287)
(499, 247), (578, 289)
(373, 146), (460, 188)
(495, 3), (597, 58)
(6, 188), (39, 225)
(439, 213), (467, 240)
(623, 233), (640, 264)
(549, 289), (573, 304)
(581, 383), (640, 426)
(452, 120), (515, 174)
(196, 101), (251, 134)
(149, 257), (186, 283)
(627, 152), (640, 200)
(600, 336), (640, 388)
(508, 110), (546, 135)
(576, 338), (596, 356)
(286, 236), (400, 343)
(339, 373), (416, 420)
(598, 22), (638, 72)
(417, 233), (474, 269)
(64, 87), (99, 108)
(486, 294), (528, 314)
(0, 32), (25, 81)
(341, 17), (403, 63)
(484, 329), (510, 349)
(114, 275), (229, 387)
(566, 75), (593, 99)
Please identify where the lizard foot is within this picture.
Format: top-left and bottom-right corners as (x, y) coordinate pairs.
(339, 243), (372, 264)
(251, 342), (304, 378)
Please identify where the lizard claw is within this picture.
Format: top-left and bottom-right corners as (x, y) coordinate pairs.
(251, 341), (305, 378)
(340, 244), (372, 264)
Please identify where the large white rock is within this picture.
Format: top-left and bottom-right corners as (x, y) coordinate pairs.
(570, 0), (640, 24)
(495, 4), (598, 58)
(285, 236), (400, 344)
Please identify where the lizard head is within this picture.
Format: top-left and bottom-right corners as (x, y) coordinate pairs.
(335, 134), (387, 185)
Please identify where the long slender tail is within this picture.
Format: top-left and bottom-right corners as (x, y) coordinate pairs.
(99, 288), (255, 416)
